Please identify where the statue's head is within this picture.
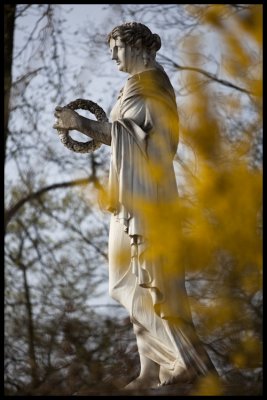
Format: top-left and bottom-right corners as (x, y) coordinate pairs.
(108, 22), (161, 74)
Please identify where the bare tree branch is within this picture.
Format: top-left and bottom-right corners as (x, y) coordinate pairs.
(15, 5), (32, 19)
(5, 176), (104, 229)
(13, 5), (53, 60)
(4, 4), (16, 161)
(158, 53), (253, 95)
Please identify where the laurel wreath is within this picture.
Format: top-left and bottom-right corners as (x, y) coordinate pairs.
(57, 99), (108, 153)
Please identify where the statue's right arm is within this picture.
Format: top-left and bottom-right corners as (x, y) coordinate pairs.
(77, 114), (111, 146)
(53, 107), (111, 146)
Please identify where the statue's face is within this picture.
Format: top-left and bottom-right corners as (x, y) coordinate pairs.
(109, 37), (135, 74)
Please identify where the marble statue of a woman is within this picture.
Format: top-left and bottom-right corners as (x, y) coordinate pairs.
(53, 22), (218, 390)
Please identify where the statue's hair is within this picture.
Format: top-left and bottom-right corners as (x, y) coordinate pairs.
(107, 22), (161, 54)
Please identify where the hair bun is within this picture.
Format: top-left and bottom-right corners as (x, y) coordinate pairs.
(152, 33), (161, 52)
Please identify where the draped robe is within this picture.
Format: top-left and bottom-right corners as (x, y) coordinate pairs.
(107, 67), (215, 374)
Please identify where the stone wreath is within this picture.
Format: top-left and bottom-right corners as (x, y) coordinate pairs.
(56, 99), (108, 153)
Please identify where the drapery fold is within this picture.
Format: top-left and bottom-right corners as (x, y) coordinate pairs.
(107, 68), (190, 320)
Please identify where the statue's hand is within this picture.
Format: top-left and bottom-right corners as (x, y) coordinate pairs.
(53, 106), (81, 131)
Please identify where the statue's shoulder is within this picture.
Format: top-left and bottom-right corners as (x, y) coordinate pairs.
(130, 68), (168, 84)
(126, 68), (172, 96)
